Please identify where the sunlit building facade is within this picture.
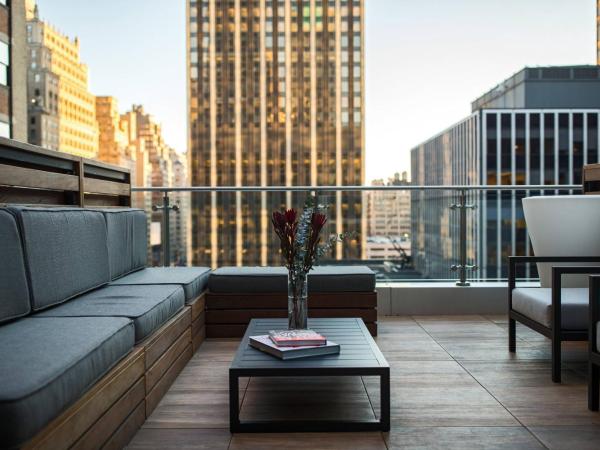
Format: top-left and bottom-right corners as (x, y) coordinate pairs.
(96, 96), (136, 173)
(411, 66), (600, 280)
(26, 2), (98, 157)
(187, 0), (364, 267)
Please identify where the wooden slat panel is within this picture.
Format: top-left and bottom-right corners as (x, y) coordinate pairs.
(0, 186), (73, 205)
(0, 136), (80, 163)
(84, 177), (130, 196)
(206, 292), (377, 310)
(206, 308), (377, 324)
(146, 329), (191, 393)
(101, 401), (145, 450)
(83, 194), (123, 207)
(189, 293), (206, 321)
(23, 348), (145, 450)
(146, 344), (193, 416)
(192, 325), (206, 353)
(72, 378), (145, 450)
(143, 307), (191, 369)
(0, 163), (80, 191)
(192, 311), (205, 336)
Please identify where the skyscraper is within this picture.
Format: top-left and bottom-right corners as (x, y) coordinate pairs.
(96, 96), (136, 173)
(124, 105), (189, 265)
(187, 0), (364, 267)
(411, 66), (600, 280)
(0, 0), (27, 141)
(26, 2), (99, 158)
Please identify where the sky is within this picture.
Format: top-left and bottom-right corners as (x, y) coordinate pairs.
(37, 0), (596, 183)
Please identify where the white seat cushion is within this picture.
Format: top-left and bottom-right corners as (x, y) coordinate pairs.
(512, 288), (588, 330)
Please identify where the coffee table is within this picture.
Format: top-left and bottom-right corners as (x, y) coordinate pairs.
(229, 317), (390, 432)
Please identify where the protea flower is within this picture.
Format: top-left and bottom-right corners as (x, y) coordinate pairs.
(310, 213), (327, 234)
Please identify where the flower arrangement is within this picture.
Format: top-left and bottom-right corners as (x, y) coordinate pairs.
(271, 195), (348, 329)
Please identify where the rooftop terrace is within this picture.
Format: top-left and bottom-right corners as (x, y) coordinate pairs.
(128, 316), (597, 450)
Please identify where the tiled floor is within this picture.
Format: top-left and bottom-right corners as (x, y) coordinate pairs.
(127, 316), (600, 449)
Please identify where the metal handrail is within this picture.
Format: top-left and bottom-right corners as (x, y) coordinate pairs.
(132, 184), (581, 192)
(140, 183), (582, 277)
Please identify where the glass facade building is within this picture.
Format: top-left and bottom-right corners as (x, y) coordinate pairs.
(187, 0), (364, 267)
(411, 67), (600, 280)
(411, 115), (479, 279)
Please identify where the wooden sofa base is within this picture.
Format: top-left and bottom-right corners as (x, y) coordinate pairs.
(206, 291), (377, 338)
(22, 293), (207, 450)
(23, 348), (146, 450)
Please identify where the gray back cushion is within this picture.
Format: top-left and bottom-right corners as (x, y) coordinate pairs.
(9, 207), (110, 311)
(99, 209), (147, 280)
(0, 210), (30, 322)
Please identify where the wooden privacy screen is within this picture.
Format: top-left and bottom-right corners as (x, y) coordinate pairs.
(583, 163), (600, 194)
(0, 137), (131, 207)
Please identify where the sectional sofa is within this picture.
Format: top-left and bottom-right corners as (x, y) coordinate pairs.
(0, 210), (380, 449)
(0, 206), (210, 449)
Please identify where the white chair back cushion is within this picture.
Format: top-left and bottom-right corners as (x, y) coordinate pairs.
(523, 195), (600, 288)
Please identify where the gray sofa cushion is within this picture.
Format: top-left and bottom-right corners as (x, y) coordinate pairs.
(308, 266), (376, 292)
(0, 209), (30, 323)
(208, 266), (376, 293)
(35, 285), (185, 343)
(512, 287), (588, 330)
(209, 266), (288, 293)
(8, 206), (110, 311)
(0, 316), (133, 448)
(111, 267), (211, 303)
(97, 209), (147, 280)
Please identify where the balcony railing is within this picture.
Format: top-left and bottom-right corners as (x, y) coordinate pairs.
(131, 184), (581, 285)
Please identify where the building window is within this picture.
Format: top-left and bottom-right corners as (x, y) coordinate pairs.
(0, 41), (8, 86)
(0, 121), (10, 138)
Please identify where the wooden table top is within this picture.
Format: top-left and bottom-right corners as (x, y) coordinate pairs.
(230, 318), (389, 373)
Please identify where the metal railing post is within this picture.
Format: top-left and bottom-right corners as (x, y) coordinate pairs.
(152, 191), (179, 267)
(450, 189), (478, 286)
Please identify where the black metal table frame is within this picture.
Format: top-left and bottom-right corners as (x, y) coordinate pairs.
(229, 319), (390, 433)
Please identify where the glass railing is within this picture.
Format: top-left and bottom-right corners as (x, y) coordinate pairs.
(131, 184), (581, 284)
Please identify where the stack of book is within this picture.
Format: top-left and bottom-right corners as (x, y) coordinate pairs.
(249, 329), (340, 360)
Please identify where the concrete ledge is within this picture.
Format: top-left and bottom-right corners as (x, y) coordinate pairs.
(377, 282), (539, 316)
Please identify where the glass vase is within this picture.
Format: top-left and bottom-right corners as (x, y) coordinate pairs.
(288, 272), (308, 329)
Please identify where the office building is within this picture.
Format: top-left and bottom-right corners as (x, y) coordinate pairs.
(124, 105), (188, 265)
(411, 66), (600, 280)
(187, 0), (364, 267)
(0, 0), (27, 140)
(366, 172), (411, 260)
(26, 2), (98, 157)
(167, 148), (190, 266)
(96, 96), (137, 174)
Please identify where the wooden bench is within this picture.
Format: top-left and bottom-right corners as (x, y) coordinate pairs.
(206, 266), (378, 337)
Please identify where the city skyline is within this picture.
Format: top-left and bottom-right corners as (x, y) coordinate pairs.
(34, 0), (597, 182)
(188, 0), (364, 267)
